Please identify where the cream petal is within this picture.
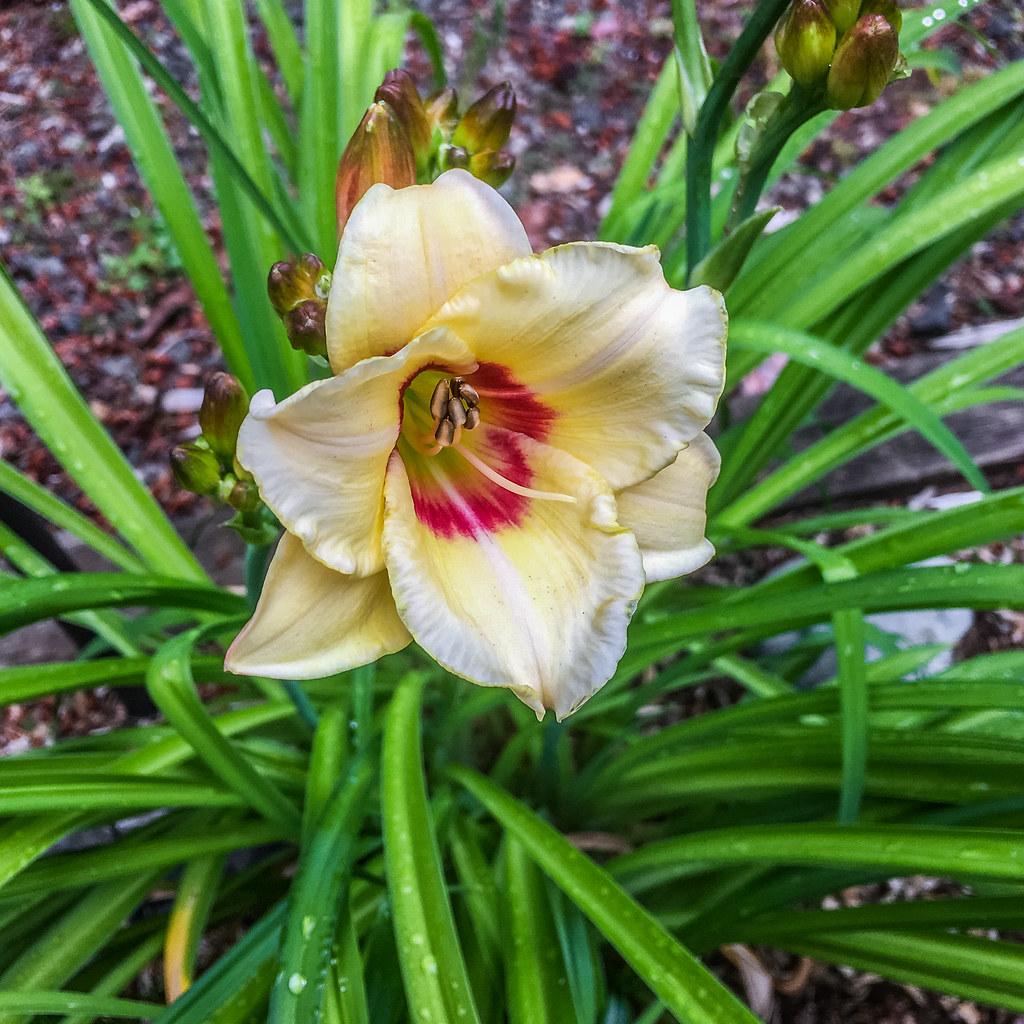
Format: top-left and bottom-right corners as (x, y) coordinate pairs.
(382, 429), (645, 720)
(236, 330), (475, 577)
(326, 169), (532, 373)
(427, 241), (728, 490)
(616, 432), (720, 582)
(224, 533), (410, 679)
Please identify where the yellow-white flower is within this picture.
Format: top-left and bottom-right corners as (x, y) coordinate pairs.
(225, 170), (727, 719)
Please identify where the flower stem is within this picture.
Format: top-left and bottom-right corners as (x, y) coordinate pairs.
(728, 87), (825, 231)
(685, 0), (793, 276)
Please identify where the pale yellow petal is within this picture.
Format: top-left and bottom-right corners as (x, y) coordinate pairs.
(426, 241), (727, 490)
(224, 533), (410, 679)
(326, 169), (531, 373)
(616, 432), (720, 582)
(236, 331), (475, 577)
(382, 431), (644, 720)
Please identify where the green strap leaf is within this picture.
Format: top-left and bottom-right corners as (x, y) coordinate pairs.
(0, 993), (159, 1020)
(69, 0), (254, 391)
(0, 460), (144, 573)
(0, 574), (243, 635)
(0, 654), (227, 705)
(76, 0), (311, 253)
(611, 824), (1024, 892)
(451, 766), (760, 1024)
(503, 839), (577, 1024)
(268, 757), (372, 1024)
(147, 629), (302, 834)
(0, 267), (205, 581)
(381, 676), (482, 1024)
(720, 320), (990, 518)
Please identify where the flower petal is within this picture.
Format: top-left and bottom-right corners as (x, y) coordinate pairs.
(427, 241), (728, 489)
(224, 533), (410, 678)
(326, 169), (531, 373)
(616, 432), (720, 582)
(382, 428), (645, 719)
(236, 331), (475, 577)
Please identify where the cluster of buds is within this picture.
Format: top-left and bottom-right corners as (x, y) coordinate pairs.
(336, 69), (517, 234)
(774, 0), (903, 109)
(266, 253), (331, 359)
(170, 374), (276, 544)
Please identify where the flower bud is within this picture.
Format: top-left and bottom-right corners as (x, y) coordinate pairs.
(267, 253), (327, 316)
(775, 0), (836, 88)
(438, 143), (470, 172)
(469, 149), (515, 188)
(199, 372), (249, 463)
(424, 87), (459, 137)
(267, 254), (330, 357)
(226, 478), (260, 513)
(452, 82), (516, 154)
(375, 69), (432, 171)
(859, 0), (902, 34)
(826, 13), (899, 109)
(170, 443), (220, 496)
(335, 101), (417, 235)
(284, 300), (327, 358)
(821, 0), (861, 33)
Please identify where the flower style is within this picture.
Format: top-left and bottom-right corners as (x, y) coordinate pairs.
(224, 170), (727, 719)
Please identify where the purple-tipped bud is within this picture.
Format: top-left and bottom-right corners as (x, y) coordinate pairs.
(199, 372), (249, 463)
(775, 0), (836, 88)
(469, 149), (515, 188)
(822, 0), (861, 33)
(375, 69), (432, 170)
(336, 101), (417, 235)
(267, 254), (330, 357)
(826, 13), (899, 109)
(859, 0), (902, 34)
(170, 443), (220, 496)
(284, 300), (328, 358)
(452, 82), (516, 154)
(267, 253), (327, 316)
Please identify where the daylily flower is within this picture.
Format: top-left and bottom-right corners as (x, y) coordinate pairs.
(224, 169), (727, 719)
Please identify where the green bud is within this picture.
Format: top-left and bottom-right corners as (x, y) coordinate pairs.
(469, 149), (515, 188)
(438, 143), (470, 172)
(226, 478), (261, 513)
(859, 0), (902, 34)
(375, 69), (432, 172)
(775, 0), (836, 88)
(335, 101), (418, 234)
(199, 372), (249, 463)
(452, 82), (516, 154)
(170, 443), (220, 496)
(826, 13), (899, 109)
(821, 0), (860, 33)
(424, 87), (459, 137)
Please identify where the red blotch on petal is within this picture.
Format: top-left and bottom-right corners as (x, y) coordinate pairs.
(406, 430), (532, 539)
(467, 363), (555, 441)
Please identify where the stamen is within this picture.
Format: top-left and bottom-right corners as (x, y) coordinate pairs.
(454, 444), (577, 505)
(427, 375), (481, 453)
(429, 379), (450, 420)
